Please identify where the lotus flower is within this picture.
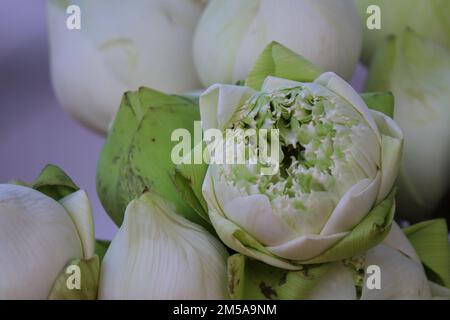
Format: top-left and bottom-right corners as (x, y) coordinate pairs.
(366, 29), (450, 218)
(99, 192), (228, 299)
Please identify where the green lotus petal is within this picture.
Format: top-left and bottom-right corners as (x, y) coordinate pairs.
(174, 142), (209, 222)
(404, 219), (450, 288)
(300, 189), (395, 265)
(48, 255), (100, 300)
(32, 164), (79, 201)
(94, 240), (110, 261)
(361, 92), (395, 119)
(228, 254), (331, 300)
(97, 87), (208, 228)
(245, 42), (323, 91)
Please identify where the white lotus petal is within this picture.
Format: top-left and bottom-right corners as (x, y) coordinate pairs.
(59, 190), (95, 259)
(99, 193), (229, 299)
(370, 110), (403, 203)
(315, 72), (381, 142)
(361, 243), (431, 300)
(0, 185), (82, 299)
(320, 173), (381, 236)
(194, 0), (362, 85)
(200, 84), (255, 131)
(383, 222), (420, 263)
(428, 281), (450, 299)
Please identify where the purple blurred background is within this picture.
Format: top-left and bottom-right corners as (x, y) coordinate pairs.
(0, 0), (368, 240)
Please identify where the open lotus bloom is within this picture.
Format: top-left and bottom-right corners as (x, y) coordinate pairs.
(366, 29), (450, 219)
(0, 184), (96, 299)
(228, 223), (450, 300)
(48, 0), (206, 133)
(99, 192), (229, 299)
(200, 71), (404, 270)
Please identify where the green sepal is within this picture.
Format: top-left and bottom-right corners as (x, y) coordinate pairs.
(245, 42), (323, 91)
(297, 189), (395, 265)
(228, 254), (330, 300)
(48, 255), (100, 300)
(404, 219), (450, 288)
(97, 87), (209, 229)
(32, 164), (79, 201)
(94, 239), (110, 261)
(361, 92), (395, 119)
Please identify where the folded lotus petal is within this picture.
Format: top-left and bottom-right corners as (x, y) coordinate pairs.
(200, 84), (256, 131)
(0, 185), (82, 299)
(320, 173), (381, 236)
(59, 190), (95, 259)
(306, 262), (357, 300)
(48, 0), (205, 133)
(315, 72), (381, 142)
(267, 232), (347, 261)
(370, 110), (404, 203)
(99, 193), (229, 299)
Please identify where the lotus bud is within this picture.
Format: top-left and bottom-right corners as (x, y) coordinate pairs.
(99, 192), (229, 299)
(228, 223), (440, 300)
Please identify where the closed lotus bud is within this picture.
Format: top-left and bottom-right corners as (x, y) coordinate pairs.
(99, 192), (229, 299)
(366, 29), (450, 219)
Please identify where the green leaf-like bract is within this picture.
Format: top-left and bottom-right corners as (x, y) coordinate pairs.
(32, 164), (79, 201)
